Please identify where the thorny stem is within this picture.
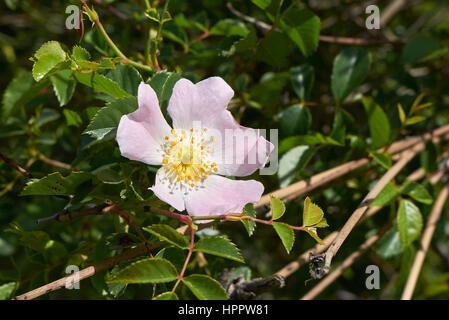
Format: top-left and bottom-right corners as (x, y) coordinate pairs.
(172, 224), (195, 293)
(80, 0), (155, 72)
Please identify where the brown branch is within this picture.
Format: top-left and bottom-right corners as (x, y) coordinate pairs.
(401, 183), (449, 300)
(301, 220), (393, 300)
(40, 156), (71, 170)
(0, 152), (33, 179)
(226, 2), (405, 46)
(322, 145), (422, 275)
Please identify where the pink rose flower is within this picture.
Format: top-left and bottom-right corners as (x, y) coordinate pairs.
(117, 76), (273, 218)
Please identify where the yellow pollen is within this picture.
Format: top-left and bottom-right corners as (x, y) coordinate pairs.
(213, 167), (218, 172)
(211, 137), (216, 142)
(204, 128), (207, 132)
(165, 136), (169, 140)
(162, 158), (168, 164)
(170, 141), (177, 146)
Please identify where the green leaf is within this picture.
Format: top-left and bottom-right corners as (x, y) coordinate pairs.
(302, 196), (324, 227)
(362, 97), (391, 149)
(2, 72), (48, 119)
(401, 35), (441, 64)
(256, 31), (293, 69)
(20, 172), (92, 196)
(241, 203), (257, 236)
(370, 182), (401, 207)
(100, 64), (142, 96)
(331, 48), (371, 103)
(304, 227), (324, 245)
(251, 0), (271, 9)
(32, 53), (67, 82)
(107, 258), (178, 284)
(270, 197), (285, 220)
(50, 69), (76, 106)
(145, 7), (160, 22)
(143, 224), (189, 249)
(84, 97), (138, 140)
(279, 133), (341, 153)
(398, 103), (406, 124)
(147, 71), (181, 111)
(72, 45), (91, 61)
(73, 71), (131, 99)
(290, 65), (315, 102)
(420, 141), (438, 173)
(153, 292), (179, 300)
(377, 226), (403, 259)
(397, 199), (423, 248)
(272, 222), (295, 253)
(182, 275), (229, 300)
(0, 282), (16, 300)
(63, 109), (83, 127)
(370, 151), (392, 169)
(278, 145), (316, 187)
(194, 236), (244, 263)
(34, 41), (66, 60)
(279, 8), (320, 57)
(210, 19), (249, 37)
(278, 104), (311, 136)
(400, 181), (433, 204)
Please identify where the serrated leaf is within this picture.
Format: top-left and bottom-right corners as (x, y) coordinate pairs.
(153, 292), (179, 300)
(20, 172), (92, 196)
(270, 197), (285, 220)
(147, 71), (181, 111)
(0, 282), (16, 300)
(194, 236), (244, 263)
(314, 218), (329, 228)
(34, 41), (66, 60)
(302, 197), (324, 227)
(72, 45), (91, 61)
(2, 72), (48, 119)
(100, 64), (142, 96)
(397, 199), (423, 248)
(73, 71), (130, 99)
(241, 203), (256, 236)
(272, 222), (295, 253)
(32, 52), (67, 81)
(107, 258), (178, 284)
(400, 181), (433, 204)
(370, 182), (400, 207)
(331, 48), (370, 103)
(182, 275), (229, 300)
(143, 224), (189, 249)
(50, 69), (76, 106)
(84, 97), (138, 140)
(304, 227), (324, 245)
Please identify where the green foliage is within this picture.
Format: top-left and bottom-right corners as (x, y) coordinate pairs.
(270, 196), (285, 220)
(20, 172), (92, 196)
(107, 258), (178, 284)
(331, 48), (371, 103)
(143, 224), (189, 249)
(397, 199), (422, 248)
(194, 236), (244, 263)
(182, 275), (229, 300)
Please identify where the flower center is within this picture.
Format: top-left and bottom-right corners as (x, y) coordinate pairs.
(160, 127), (218, 193)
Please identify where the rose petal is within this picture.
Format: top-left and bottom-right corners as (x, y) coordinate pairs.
(167, 77), (234, 130)
(149, 167), (186, 212)
(184, 175), (264, 218)
(117, 82), (171, 165)
(208, 110), (275, 176)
